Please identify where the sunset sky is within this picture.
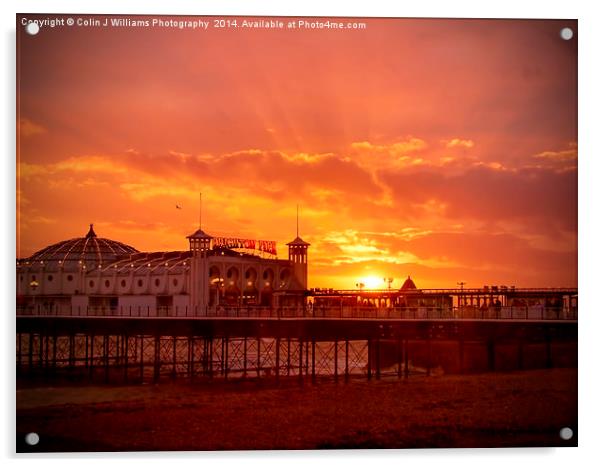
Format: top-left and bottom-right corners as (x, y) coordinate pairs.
(16, 16), (577, 289)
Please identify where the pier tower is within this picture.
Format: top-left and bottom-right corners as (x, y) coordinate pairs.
(187, 228), (212, 314)
(286, 206), (310, 289)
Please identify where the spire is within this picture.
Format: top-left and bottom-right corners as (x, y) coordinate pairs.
(86, 223), (97, 238)
(187, 191), (212, 240)
(287, 204), (310, 246)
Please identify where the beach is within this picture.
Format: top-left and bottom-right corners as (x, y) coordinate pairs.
(16, 368), (577, 451)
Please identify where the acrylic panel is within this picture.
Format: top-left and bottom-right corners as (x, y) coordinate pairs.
(16, 14), (577, 452)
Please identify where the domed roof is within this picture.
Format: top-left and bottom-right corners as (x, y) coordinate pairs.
(22, 224), (138, 270)
(400, 275), (417, 291)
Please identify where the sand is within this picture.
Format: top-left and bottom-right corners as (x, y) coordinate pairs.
(16, 368), (577, 452)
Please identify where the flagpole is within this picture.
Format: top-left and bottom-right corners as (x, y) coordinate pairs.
(199, 192), (202, 230)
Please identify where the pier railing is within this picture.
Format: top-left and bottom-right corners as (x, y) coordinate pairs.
(16, 305), (577, 320)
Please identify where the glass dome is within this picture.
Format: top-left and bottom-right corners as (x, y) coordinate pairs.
(22, 224), (138, 271)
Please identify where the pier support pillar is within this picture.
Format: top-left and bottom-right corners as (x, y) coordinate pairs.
(426, 336), (431, 377)
(68, 333), (75, 371)
(153, 335), (160, 383)
(256, 337), (261, 379)
(172, 336), (177, 380)
(243, 337), (248, 378)
(275, 337), (280, 381)
(224, 336), (229, 380)
(367, 339), (372, 381)
(17, 333), (22, 374)
(88, 334), (95, 380)
(397, 336), (402, 379)
(28, 332), (34, 374)
(139, 335), (145, 382)
(52, 334), (57, 376)
(334, 339), (339, 383)
(344, 339), (349, 383)
(209, 337), (214, 379)
(298, 339), (303, 385)
(124, 334), (129, 383)
(287, 338), (291, 377)
(187, 336), (193, 381)
(39, 333), (44, 373)
(104, 335), (111, 383)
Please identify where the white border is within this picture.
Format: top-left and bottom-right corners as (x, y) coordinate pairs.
(3, 1), (601, 466)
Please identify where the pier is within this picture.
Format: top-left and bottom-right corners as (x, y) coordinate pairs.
(16, 303), (577, 385)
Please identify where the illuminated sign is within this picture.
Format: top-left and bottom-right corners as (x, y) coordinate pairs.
(212, 237), (277, 256)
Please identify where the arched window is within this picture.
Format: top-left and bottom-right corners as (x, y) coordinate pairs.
(226, 267), (239, 282)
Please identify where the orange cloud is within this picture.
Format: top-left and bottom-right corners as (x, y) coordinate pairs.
(443, 138), (475, 149)
(18, 118), (47, 137)
(350, 137), (427, 155)
(534, 149), (577, 161)
(529, 143), (578, 172)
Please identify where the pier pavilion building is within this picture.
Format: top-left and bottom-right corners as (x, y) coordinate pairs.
(16, 224), (310, 316)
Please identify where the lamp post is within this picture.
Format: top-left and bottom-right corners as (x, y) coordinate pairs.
(457, 281), (466, 307)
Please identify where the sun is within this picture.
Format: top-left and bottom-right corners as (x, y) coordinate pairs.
(357, 275), (384, 290)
